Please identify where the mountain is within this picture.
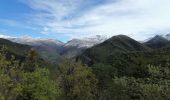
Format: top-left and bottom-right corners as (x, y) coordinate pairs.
(162, 34), (170, 41)
(78, 35), (170, 79)
(9, 36), (64, 48)
(60, 35), (107, 58)
(5, 35), (107, 61)
(0, 38), (31, 60)
(64, 35), (107, 48)
(8, 36), (64, 63)
(78, 35), (151, 64)
(144, 35), (170, 49)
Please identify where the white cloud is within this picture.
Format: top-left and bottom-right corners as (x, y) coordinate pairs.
(0, 34), (14, 39)
(21, 0), (170, 40)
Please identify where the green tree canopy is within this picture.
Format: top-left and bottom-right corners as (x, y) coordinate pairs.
(57, 59), (97, 100)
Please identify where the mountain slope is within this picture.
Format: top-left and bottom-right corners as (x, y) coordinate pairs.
(0, 38), (31, 55)
(0, 38), (32, 60)
(8, 37), (64, 63)
(144, 35), (170, 49)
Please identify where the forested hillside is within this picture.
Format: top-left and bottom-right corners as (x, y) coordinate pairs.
(0, 38), (31, 57)
(78, 35), (170, 99)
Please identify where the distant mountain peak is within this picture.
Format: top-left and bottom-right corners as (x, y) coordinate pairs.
(8, 37), (64, 46)
(145, 35), (170, 49)
(116, 34), (128, 37)
(65, 35), (108, 48)
(101, 35), (150, 52)
(148, 35), (169, 43)
(162, 34), (170, 41)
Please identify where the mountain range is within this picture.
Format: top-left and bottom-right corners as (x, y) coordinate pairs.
(1, 34), (170, 63)
(1, 34), (170, 99)
(77, 34), (170, 80)
(3, 35), (107, 63)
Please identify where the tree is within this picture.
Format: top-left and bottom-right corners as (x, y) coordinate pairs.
(0, 47), (61, 100)
(24, 48), (39, 72)
(18, 49), (61, 100)
(18, 68), (61, 100)
(57, 59), (97, 100)
(0, 47), (23, 100)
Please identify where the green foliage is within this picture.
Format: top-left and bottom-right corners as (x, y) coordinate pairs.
(39, 50), (62, 64)
(101, 64), (170, 100)
(19, 68), (60, 100)
(23, 49), (39, 72)
(0, 48), (23, 99)
(77, 35), (170, 100)
(91, 63), (117, 90)
(0, 47), (61, 100)
(57, 59), (97, 100)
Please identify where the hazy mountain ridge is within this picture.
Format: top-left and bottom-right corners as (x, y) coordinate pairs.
(7, 35), (107, 48)
(8, 36), (64, 47)
(60, 35), (107, 58)
(162, 34), (170, 41)
(64, 35), (107, 48)
(144, 35), (170, 49)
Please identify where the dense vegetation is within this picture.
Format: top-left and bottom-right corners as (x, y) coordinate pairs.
(1, 35), (170, 100)
(0, 47), (60, 100)
(78, 35), (170, 100)
(0, 46), (97, 100)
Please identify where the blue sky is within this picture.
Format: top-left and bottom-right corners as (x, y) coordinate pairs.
(0, 0), (170, 42)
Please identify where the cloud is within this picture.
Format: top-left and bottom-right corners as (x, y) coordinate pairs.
(21, 0), (170, 40)
(0, 19), (37, 30)
(0, 34), (14, 39)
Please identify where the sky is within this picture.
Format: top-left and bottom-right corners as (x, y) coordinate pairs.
(0, 0), (170, 42)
